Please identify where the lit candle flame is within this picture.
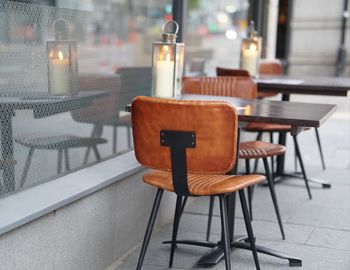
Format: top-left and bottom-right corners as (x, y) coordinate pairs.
(58, 50), (64, 60)
(249, 43), (257, 52)
(165, 53), (171, 62)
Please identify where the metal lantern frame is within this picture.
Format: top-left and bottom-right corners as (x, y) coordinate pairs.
(151, 20), (184, 98)
(239, 21), (262, 78)
(47, 19), (79, 96)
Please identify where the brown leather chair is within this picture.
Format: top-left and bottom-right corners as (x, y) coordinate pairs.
(183, 76), (287, 240)
(257, 59), (282, 98)
(132, 96), (263, 270)
(216, 67), (250, 77)
(217, 62), (281, 98)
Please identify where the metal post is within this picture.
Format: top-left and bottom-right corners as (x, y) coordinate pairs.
(172, 0), (186, 42)
(248, 0), (265, 35)
(336, 0), (349, 76)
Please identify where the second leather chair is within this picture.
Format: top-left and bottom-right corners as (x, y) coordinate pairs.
(182, 76), (286, 240)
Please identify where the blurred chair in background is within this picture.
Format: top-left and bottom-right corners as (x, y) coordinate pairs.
(115, 66), (152, 149)
(16, 73), (120, 188)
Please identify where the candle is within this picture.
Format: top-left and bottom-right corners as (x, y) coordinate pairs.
(241, 43), (259, 77)
(155, 51), (174, 97)
(49, 50), (70, 95)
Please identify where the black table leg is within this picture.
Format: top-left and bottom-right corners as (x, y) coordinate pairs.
(1, 110), (16, 192)
(276, 93), (290, 175)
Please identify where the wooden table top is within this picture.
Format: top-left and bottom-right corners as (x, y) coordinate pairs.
(256, 75), (350, 96)
(181, 94), (337, 129)
(126, 94), (337, 135)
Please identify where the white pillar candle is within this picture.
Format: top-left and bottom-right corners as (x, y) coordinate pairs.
(155, 54), (174, 97)
(49, 51), (70, 95)
(241, 44), (259, 77)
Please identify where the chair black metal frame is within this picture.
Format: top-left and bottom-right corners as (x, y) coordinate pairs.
(136, 129), (260, 270)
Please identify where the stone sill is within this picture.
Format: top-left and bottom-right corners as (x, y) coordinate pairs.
(0, 151), (143, 236)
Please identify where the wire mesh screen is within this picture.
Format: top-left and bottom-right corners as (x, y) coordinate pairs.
(0, 0), (163, 196)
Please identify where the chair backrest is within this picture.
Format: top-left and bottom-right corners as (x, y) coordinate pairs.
(189, 58), (206, 73)
(116, 66), (152, 109)
(216, 67), (250, 77)
(71, 73), (121, 125)
(182, 76), (257, 99)
(259, 59), (283, 75)
(132, 96), (238, 175)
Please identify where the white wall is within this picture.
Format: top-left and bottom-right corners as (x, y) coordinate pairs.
(288, 0), (350, 76)
(0, 170), (177, 270)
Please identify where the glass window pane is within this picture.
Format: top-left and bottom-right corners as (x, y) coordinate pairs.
(185, 0), (250, 75)
(0, 0), (171, 197)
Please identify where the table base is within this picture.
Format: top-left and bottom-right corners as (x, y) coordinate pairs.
(163, 235), (302, 267)
(267, 172), (332, 189)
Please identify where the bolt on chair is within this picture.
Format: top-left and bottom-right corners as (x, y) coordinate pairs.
(132, 96), (264, 270)
(182, 76), (287, 240)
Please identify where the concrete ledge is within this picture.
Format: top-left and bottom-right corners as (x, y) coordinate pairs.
(0, 151), (143, 236)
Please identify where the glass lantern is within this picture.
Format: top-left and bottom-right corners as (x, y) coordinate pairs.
(47, 20), (79, 95)
(240, 21), (262, 77)
(152, 21), (184, 98)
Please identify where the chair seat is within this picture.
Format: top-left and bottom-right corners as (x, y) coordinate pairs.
(244, 122), (291, 132)
(15, 135), (107, 150)
(143, 170), (265, 196)
(239, 141), (286, 159)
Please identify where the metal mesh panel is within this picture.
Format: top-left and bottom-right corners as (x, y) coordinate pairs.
(0, 0), (164, 197)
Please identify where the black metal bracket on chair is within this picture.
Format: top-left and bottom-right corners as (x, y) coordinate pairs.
(160, 130), (196, 197)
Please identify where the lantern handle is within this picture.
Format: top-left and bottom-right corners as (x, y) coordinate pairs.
(53, 19), (70, 40)
(161, 20), (179, 35)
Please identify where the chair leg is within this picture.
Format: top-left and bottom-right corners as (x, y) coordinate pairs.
(169, 195), (183, 267)
(19, 148), (34, 189)
(57, 150), (63, 174)
(92, 145), (101, 160)
(315, 128), (326, 170)
(64, 149), (70, 171)
(271, 155), (275, 182)
(112, 126), (117, 154)
(218, 194), (232, 270)
(269, 132), (274, 143)
(245, 159), (254, 221)
(294, 141), (298, 172)
(137, 189), (164, 270)
(206, 196), (215, 241)
(293, 136), (312, 199)
(239, 189), (260, 270)
(127, 127), (132, 148)
(83, 124), (103, 165)
(180, 196), (188, 217)
(263, 157), (285, 239)
(253, 132), (263, 172)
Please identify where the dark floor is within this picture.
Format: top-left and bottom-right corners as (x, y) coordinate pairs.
(116, 95), (350, 270)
